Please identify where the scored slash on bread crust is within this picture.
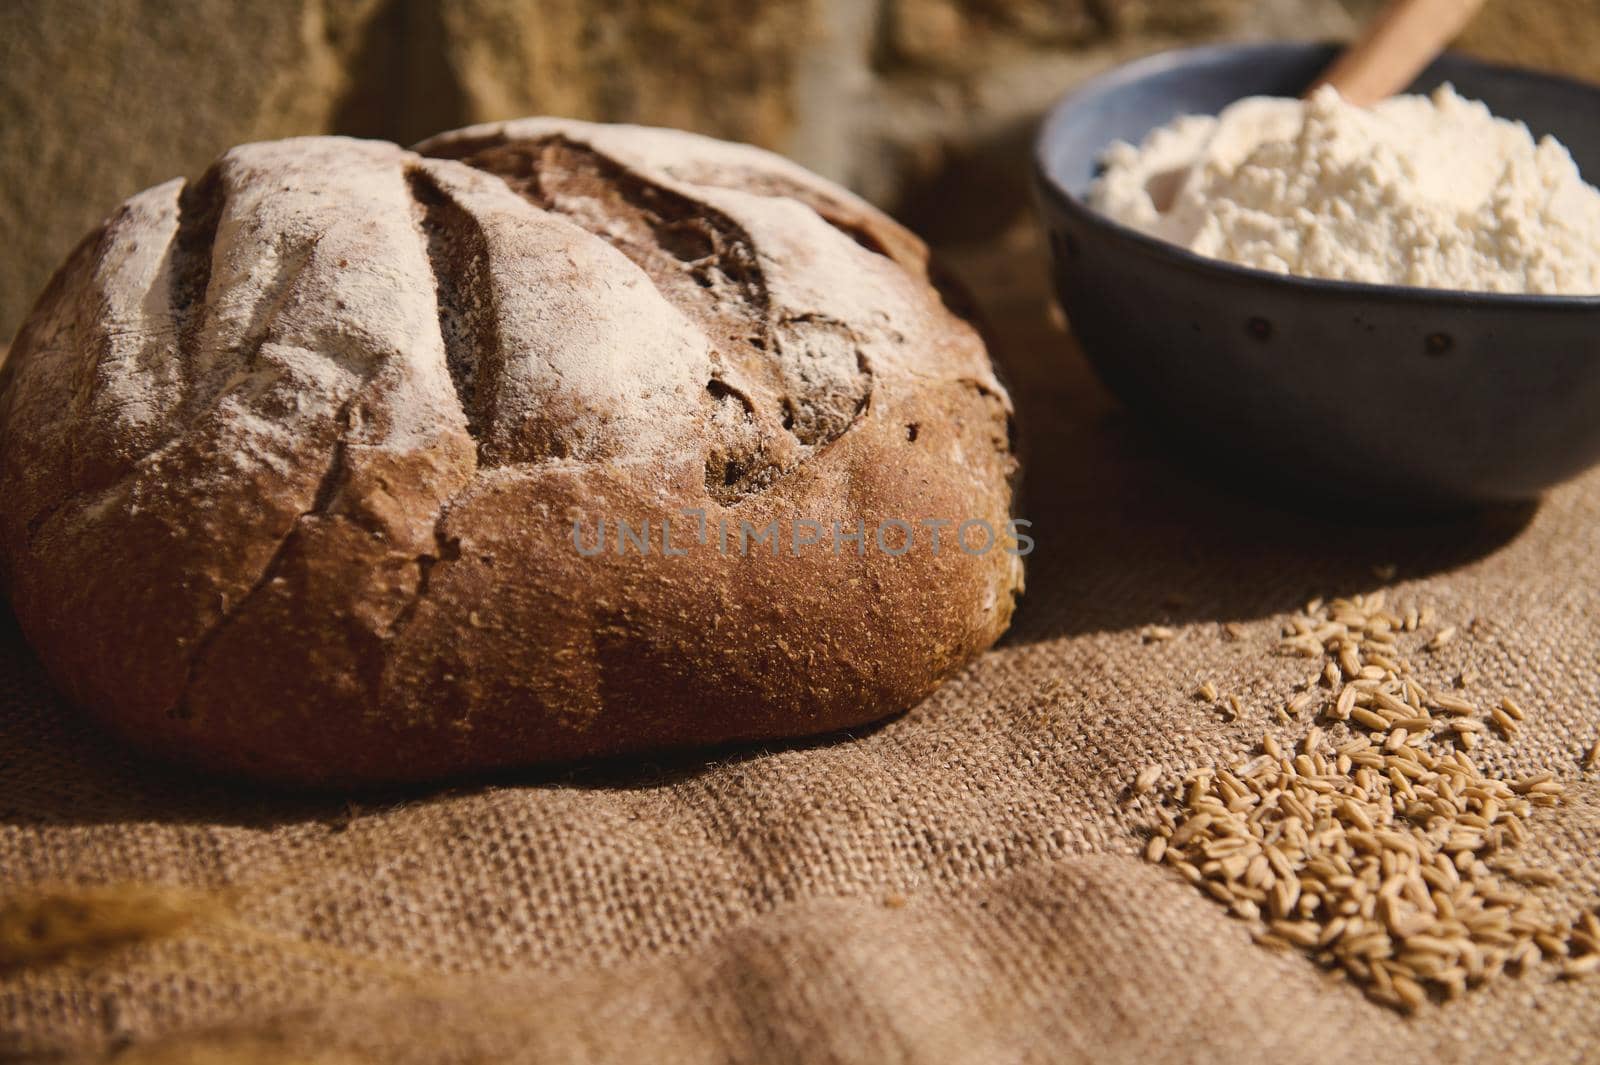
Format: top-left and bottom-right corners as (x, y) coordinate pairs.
(0, 121), (1022, 787)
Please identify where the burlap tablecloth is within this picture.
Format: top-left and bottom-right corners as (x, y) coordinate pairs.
(4, 225), (1599, 1064)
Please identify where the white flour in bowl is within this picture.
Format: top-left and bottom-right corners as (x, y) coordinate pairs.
(1090, 84), (1600, 295)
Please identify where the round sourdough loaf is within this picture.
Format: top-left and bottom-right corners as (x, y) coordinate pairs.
(0, 121), (1022, 787)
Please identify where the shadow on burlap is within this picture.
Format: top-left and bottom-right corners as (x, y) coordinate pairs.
(2, 225), (1597, 1064)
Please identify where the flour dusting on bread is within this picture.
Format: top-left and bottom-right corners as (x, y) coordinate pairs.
(0, 121), (1020, 786)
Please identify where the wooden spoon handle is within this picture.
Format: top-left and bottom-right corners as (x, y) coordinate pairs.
(1309, 0), (1486, 106)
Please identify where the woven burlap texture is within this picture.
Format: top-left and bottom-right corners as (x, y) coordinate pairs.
(3, 230), (1599, 1064)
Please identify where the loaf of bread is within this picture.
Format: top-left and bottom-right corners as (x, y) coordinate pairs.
(0, 120), (1022, 787)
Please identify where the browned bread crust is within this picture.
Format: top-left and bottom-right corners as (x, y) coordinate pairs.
(0, 122), (1021, 787)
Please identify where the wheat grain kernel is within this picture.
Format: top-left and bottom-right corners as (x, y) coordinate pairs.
(1134, 765), (1163, 793)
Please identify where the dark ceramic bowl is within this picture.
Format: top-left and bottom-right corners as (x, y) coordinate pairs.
(1034, 42), (1600, 507)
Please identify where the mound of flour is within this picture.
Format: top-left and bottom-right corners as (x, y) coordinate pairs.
(1090, 84), (1600, 295)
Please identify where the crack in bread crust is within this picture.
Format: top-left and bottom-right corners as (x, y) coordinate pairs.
(168, 393), (363, 723)
(407, 167), (506, 464)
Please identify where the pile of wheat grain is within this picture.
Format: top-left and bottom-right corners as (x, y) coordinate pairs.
(1145, 593), (1597, 1012)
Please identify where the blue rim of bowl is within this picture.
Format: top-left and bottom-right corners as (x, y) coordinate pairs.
(1033, 41), (1600, 311)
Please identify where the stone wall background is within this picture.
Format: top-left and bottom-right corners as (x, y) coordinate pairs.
(1, 0), (1595, 343)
